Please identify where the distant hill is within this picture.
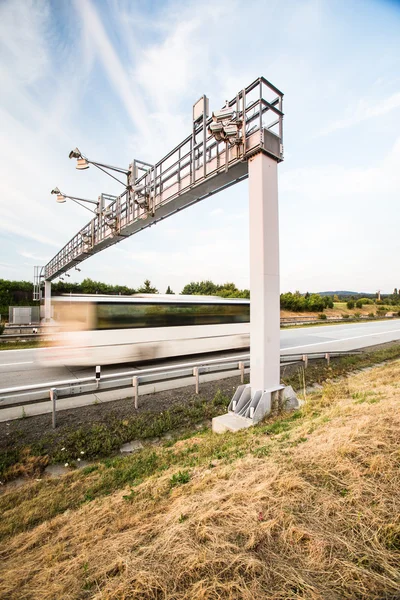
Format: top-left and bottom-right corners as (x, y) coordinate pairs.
(318, 291), (375, 297)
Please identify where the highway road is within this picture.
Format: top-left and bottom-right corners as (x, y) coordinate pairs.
(0, 319), (399, 390)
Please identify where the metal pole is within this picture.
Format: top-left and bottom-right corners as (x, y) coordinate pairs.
(50, 388), (57, 429)
(239, 361), (245, 384)
(193, 367), (199, 394)
(248, 152), (280, 393)
(95, 365), (101, 389)
(132, 376), (138, 409)
(44, 280), (51, 322)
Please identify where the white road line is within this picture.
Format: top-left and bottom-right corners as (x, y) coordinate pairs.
(0, 361), (33, 367)
(283, 329), (400, 352)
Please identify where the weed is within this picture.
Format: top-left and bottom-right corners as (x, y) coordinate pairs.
(122, 488), (137, 502)
(212, 389), (229, 407)
(170, 470), (191, 487)
(252, 445), (271, 458)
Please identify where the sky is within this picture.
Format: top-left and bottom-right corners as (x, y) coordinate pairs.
(0, 0), (399, 295)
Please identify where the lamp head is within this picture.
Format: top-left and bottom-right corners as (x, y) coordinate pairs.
(69, 148), (82, 159)
(56, 194), (66, 203)
(51, 187), (61, 195)
(76, 158), (89, 170)
(223, 123), (239, 138)
(212, 106), (235, 123)
(208, 122), (224, 141)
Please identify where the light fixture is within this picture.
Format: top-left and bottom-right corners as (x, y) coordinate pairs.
(68, 146), (129, 186)
(105, 216), (117, 227)
(223, 123), (239, 138)
(75, 267), (81, 272)
(208, 122), (224, 141)
(102, 207), (115, 217)
(81, 233), (91, 244)
(76, 158), (89, 170)
(135, 198), (149, 209)
(132, 183), (148, 194)
(212, 105), (235, 123)
(65, 273), (70, 277)
(52, 188), (99, 213)
(69, 148), (82, 159)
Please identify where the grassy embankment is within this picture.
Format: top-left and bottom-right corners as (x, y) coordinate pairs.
(0, 344), (399, 599)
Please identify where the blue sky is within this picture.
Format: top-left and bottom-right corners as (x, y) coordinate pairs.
(0, 0), (399, 293)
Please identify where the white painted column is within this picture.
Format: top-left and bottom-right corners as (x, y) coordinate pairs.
(44, 280), (52, 322)
(248, 152), (280, 393)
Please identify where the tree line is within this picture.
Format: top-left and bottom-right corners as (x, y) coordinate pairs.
(1, 277), (399, 318)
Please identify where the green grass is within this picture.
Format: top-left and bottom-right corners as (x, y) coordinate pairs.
(0, 340), (40, 350)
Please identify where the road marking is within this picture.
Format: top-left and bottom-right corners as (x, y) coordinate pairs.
(0, 361), (33, 367)
(283, 329), (400, 351)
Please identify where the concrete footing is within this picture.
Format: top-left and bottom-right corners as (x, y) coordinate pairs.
(212, 384), (300, 433)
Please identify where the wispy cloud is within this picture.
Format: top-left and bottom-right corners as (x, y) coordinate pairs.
(19, 251), (49, 261)
(319, 91), (400, 136)
(73, 0), (151, 139)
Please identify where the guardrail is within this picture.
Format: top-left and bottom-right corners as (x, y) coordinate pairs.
(0, 350), (360, 427)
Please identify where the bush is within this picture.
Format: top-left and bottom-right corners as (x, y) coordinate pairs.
(318, 313), (327, 320)
(355, 300), (363, 309)
(368, 312), (375, 319)
(347, 300), (355, 309)
(0, 323), (4, 335)
(342, 314), (350, 319)
(354, 312), (361, 319)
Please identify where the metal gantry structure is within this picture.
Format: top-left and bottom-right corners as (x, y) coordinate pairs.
(38, 77), (283, 282)
(35, 75), (294, 430)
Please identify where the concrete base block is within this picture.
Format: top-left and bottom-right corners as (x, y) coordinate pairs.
(212, 412), (254, 434)
(214, 384), (300, 434)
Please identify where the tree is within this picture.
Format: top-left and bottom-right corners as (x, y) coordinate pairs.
(165, 286), (174, 294)
(181, 281), (219, 296)
(347, 300), (355, 309)
(137, 279), (158, 294)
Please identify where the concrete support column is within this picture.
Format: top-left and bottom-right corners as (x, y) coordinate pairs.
(44, 280), (52, 322)
(248, 152), (280, 393)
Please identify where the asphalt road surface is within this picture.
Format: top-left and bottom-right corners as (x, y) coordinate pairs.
(1, 319), (399, 390)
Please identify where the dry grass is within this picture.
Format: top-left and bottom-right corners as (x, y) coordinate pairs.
(1, 361), (400, 599)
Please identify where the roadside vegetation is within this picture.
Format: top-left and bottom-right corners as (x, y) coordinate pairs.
(0, 347), (399, 599)
(1, 342), (400, 484)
